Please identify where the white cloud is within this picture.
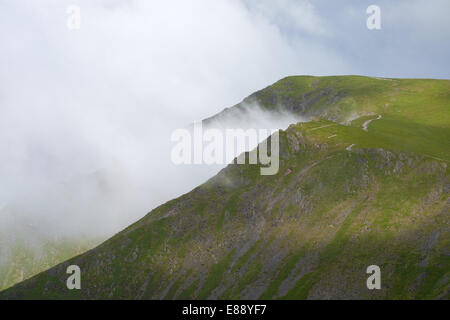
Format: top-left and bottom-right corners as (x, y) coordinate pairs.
(243, 0), (330, 36)
(0, 0), (349, 239)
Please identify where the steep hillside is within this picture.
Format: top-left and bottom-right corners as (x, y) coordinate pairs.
(1, 76), (449, 299)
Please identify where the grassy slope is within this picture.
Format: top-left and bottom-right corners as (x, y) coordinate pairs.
(1, 76), (449, 299)
(212, 75), (450, 162)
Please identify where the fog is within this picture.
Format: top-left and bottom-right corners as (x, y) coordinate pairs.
(0, 0), (448, 243)
(0, 1), (327, 241)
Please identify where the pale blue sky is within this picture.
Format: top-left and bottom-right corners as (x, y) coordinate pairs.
(243, 0), (450, 79)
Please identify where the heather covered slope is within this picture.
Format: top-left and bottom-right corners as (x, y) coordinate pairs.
(1, 76), (449, 299)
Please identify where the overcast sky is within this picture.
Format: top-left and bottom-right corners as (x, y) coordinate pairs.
(0, 0), (449, 238)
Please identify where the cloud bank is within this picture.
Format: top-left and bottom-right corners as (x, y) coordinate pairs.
(0, 0), (448, 240)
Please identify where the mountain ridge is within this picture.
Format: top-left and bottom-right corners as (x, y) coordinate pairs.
(1, 75), (449, 299)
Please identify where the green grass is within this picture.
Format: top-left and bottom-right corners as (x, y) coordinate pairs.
(232, 240), (262, 273)
(260, 245), (308, 299)
(197, 249), (236, 299)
